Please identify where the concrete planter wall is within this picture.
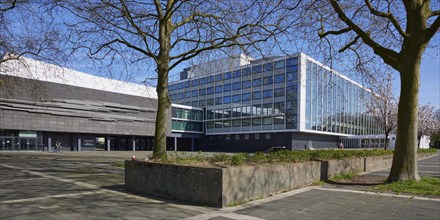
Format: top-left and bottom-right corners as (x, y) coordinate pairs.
(222, 161), (321, 206)
(125, 154), (435, 207)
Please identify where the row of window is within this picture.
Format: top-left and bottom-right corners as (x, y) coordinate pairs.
(172, 88), (286, 102)
(169, 57), (298, 91)
(206, 102), (287, 119)
(206, 116), (285, 129)
(171, 107), (203, 121)
(171, 120), (203, 132)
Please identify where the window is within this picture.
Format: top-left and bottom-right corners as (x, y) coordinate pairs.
(223, 96), (231, 104)
(245, 134), (250, 140)
(242, 93), (251, 101)
(215, 122), (222, 129)
(232, 94), (241, 103)
(263, 89), (273, 99)
(192, 90), (198, 97)
(199, 88), (206, 96)
(199, 100), (206, 107)
(207, 87), (214, 95)
(178, 93), (184, 99)
(235, 134), (240, 140)
(274, 60), (285, 69)
(274, 88), (285, 97)
(191, 79), (199, 86)
(224, 108), (231, 118)
(185, 91), (191, 98)
(263, 76), (273, 85)
(253, 104), (261, 115)
(215, 85), (222, 93)
(242, 67), (251, 76)
(207, 76), (214, 83)
(224, 120), (231, 128)
(274, 74), (285, 83)
(286, 57), (298, 67)
(253, 91), (261, 100)
(242, 106), (251, 116)
(274, 116), (284, 124)
(263, 117), (272, 125)
(233, 70), (241, 78)
(215, 74), (222, 81)
(232, 119), (241, 127)
(207, 121), (214, 128)
(199, 77), (207, 85)
(253, 78), (262, 87)
(232, 107), (241, 117)
(242, 80), (251, 89)
(252, 65), (262, 74)
(274, 102), (285, 114)
(207, 110), (214, 119)
(215, 97), (222, 105)
(215, 109), (223, 119)
(255, 133), (260, 140)
(207, 98), (214, 106)
(263, 63), (272, 72)
(265, 134), (271, 139)
(224, 72), (232, 80)
(252, 118), (261, 126)
(242, 119), (251, 126)
(263, 103), (273, 115)
(178, 82), (184, 89)
(233, 82), (241, 90)
(286, 65), (298, 73)
(192, 101), (198, 106)
(184, 81), (190, 88)
(222, 84), (231, 92)
(286, 86), (297, 100)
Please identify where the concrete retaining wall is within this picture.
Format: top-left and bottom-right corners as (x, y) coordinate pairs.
(125, 154), (435, 207)
(222, 161), (321, 206)
(125, 161), (223, 207)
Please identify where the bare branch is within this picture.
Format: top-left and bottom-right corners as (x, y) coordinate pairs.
(364, 0), (408, 38)
(423, 15), (440, 43)
(328, 0), (400, 69)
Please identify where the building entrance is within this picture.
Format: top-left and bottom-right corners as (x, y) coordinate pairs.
(0, 137), (39, 150)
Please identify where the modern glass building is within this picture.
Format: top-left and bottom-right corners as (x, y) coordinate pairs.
(1, 53), (381, 152)
(169, 53), (381, 151)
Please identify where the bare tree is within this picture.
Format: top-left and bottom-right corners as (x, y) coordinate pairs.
(57, 0), (296, 158)
(367, 76), (398, 150)
(305, 0), (440, 182)
(417, 104), (439, 148)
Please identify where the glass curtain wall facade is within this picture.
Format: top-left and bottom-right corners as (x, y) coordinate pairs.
(169, 56), (300, 134)
(304, 58), (381, 135)
(171, 105), (204, 133)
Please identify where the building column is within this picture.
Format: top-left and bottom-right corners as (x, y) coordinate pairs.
(107, 136), (111, 151)
(78, 134), (81, 151)
(48, 137), (52, 152)
(174, 137), (177, 152)
(132, 137), (136, 152)
(191, 138), (194, 151)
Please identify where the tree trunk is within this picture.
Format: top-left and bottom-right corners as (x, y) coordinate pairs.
(152, 7), (172, 159)
(152, 65), (171, 159)
(387, 52), (422, 182)
(384, 132), (389, 150)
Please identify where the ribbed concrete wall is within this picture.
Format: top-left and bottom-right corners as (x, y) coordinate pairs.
(0, 76), (168, 136)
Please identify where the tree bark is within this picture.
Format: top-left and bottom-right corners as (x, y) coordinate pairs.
(152, 4), (172, 159)
(387, 51), (423, 182)
(384, 132), (389, 150)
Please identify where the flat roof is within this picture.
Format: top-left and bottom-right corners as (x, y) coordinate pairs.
(0, 56), (158, 99)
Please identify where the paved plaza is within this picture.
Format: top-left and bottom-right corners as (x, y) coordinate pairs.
(1, 151), (439, 219)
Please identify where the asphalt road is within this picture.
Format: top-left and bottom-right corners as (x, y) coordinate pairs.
(1, 152), (439, 220)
